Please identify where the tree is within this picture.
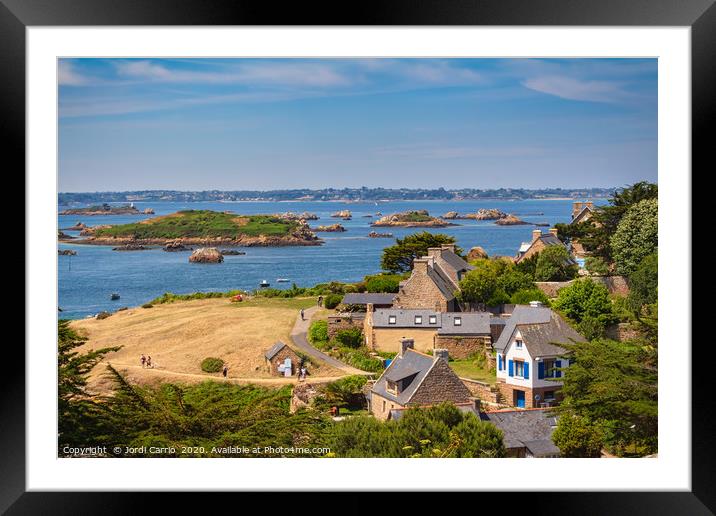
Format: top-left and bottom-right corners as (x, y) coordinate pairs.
(58, 320), (121, 450)
(332, 328), (363, 349)
(510, 288), (550, 306)
(457, 262), (499, 307)
(364, 273), (402, 293)
(552, 278), (616, 325)
(534, 245), (579, 281)
(585, 256), (610, 276)
(627, 252), (658, 314)
(610, 198), (658, 276)
(380, 232), (461, 273)
(555, 339), (657, 456)
(327, 403), (505, 458)
(552, 414), (604, 457)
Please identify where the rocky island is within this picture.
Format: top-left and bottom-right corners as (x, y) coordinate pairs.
(494, 214), (530, 225)
(367, 231), (393, 238)
(75, 209), (323, 247)
(372, 210), (456, 228)
(441, 208), (509, 220)
(189, 247), (224, 263)
(60, 203), (149, 216)
(314, 224), (346, 232)
(330, 210), (352, 218)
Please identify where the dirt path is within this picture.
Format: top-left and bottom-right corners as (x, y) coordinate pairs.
(106, 361), (342, 386)
(290, 306), (372, 376)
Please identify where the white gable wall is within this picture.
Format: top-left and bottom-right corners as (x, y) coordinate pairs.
(496, 328), (568, 389)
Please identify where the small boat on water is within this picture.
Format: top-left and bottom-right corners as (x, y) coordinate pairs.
(276, 278), (290, 283)
(110, 293), (120, 300)
(259, 280), (270, 288)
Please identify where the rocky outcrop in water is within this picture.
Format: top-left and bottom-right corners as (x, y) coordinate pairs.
(58, 231), (75, 240)
(60, 203), (141, 216)
(314, 224), (346, 232)
(472, 208), (508, 220)
(367, 231), (393, 238)
(372, 210), (455, 228)
(58, 249), (77, 255)
(163, 240), (193, 252)
(62, 221), (87, 231)
(331, 210), (352, 218)
(113, 243), (148, 251)
(275, 211), (319, 221)
(80, 224), (112, 236)
(495, 214), (529, 225)
(442, 211), (459, 219)
(220, 249), (246, 255)
(189, 247), (224, 263)
(143, 208), (155, 214)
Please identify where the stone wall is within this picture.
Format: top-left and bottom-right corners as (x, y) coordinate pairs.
(433, 335), (490, 360)
(460, 378), (501, 405)
(408, 358), (473, 406)
(370, 392), (404, 421)
(327, 313), (366, 339)
(606, 322), (641, 341)
(267, 346), (301, 376)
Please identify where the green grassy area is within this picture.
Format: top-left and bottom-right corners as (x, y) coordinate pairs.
(147, 291), (317, 310)
(398, 211), (433, 222)
(94, 210), (297, 239)
(449, 359), (496, 385)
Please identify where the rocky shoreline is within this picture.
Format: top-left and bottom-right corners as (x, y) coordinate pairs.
(73, 234), (324, 247)
(372, 210), (456, 228)
(60, 203), (153, 216)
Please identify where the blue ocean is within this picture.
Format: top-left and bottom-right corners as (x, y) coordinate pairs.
(58, 199), (601, 319)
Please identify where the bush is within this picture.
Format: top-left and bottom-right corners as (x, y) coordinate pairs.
(610, 198), (658, 276)
(585, 256), (610, 276)
(552, 278), (616, 325)
(534, 245), (579, 282)
(510, 288), (550, 306)
(576, 316), (607, 341)
(332, 328), (363, 349)
(364, 274), (401, 293)
(201, 357), (224, 373)
(552, 415), (604, 458)
(307, 320), (328, 344)
(324, 294), (343, 310)
(142, 303), (154, 309)
(96, 311), (112, 320)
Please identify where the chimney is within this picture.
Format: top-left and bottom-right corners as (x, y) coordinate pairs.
(572, 201), (583, 219)
(549, 228), (558, 238)
(441, 244), (456, 253)
(532, 229), (542, 242)
(427, 247), (442, 258)
(413, 258), (430, 275)
(400, 338), (414, 356)
(433, 348), (449, 362)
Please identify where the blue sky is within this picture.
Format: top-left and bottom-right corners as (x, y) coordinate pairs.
(58, 58), (657, 192)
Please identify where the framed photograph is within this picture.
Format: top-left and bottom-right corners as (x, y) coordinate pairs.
(8, 0), (710, 510)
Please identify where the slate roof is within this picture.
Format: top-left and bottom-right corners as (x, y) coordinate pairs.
(518, 234), (572, 260)
(372, 309), (441, 328)
(482, 409), (560, 456)
(426, 265), (459, 300)
(342, 292), (396, 306)
(437, 312), (491, 335)
(493, 305), (585, 356)
(572, 205), (594, 224)
(264, 341), (290, 360)
(371, 349), (436, 405)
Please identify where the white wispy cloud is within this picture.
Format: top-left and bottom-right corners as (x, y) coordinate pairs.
(523, 75), (627, 103)
(58, 61), (88, 86)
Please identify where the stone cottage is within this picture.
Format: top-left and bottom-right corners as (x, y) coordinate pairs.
(391, 244), (473, 312)
(368, 338), (474, 420)
(264, 341), (301, 376)
(514, 228), (572, 264)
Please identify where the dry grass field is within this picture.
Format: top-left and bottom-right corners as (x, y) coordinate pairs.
(70, 296), (344, 394)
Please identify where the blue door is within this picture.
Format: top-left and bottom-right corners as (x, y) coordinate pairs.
(515, 390), (525, 408)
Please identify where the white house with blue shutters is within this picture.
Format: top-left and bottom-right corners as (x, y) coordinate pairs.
(494, 304), (586, 409)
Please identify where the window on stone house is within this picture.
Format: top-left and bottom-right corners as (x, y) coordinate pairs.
(514, 360), (525, 377)
(429, 315), (437, 324)
(388, 315), (397, 325)
(543, 358), (555, 378)
(515, 339), (523, 348)
(382, 400), (386, 412)
(454, 317), (462, 326)
(414, 315), (422, 324)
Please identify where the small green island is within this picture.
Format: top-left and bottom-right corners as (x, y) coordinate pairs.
(80, 210), (322, 247)
(371, 209), (456, 228)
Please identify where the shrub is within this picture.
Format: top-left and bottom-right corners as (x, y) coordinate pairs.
(552, 415), (604, 458)
(552, 278), (616, 325)
(324, 294), (343, 310)
(96, 311), (112, 320)
(585, 256), (610, 276)
(142, 303), (154, 309)
(510, 288), (550, 306)
(332, 328), (363, 349)
(364, 274), (401, 293)
(201, 357), (224, 373)
(307, 320), (329, 344)
(534, 245), (579, 281)
(576, 316), (607, 341)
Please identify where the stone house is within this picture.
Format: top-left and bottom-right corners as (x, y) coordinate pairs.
(363, 306), (497, 361)
(391, 244), (473, 312)
(482, 408), (560, 457)
(341, 292), (396, 309)
(368, 339), (474, 420)
(264, 341), (301, 376)
(327, 313), (366, 339)
(494, 304), (586, 409)
(514, 228), (572, 264)
(571, 201), (595, 224)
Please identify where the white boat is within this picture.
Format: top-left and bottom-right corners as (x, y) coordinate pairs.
(259, 280), (270, 288)
(276, 278), (290, 283)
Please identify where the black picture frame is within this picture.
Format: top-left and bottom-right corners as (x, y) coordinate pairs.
(5, 0), (709, 512)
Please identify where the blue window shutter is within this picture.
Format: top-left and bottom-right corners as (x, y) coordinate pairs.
(523, 362), (529, 379)
(538, 362), (545, 379)
(508, 360), (514, 377)
(498, 354), (502, 371)
(555, 360), (562, 378)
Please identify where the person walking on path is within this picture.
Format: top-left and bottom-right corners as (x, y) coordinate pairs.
(300, 308), (305, 321)
(140, 355), (146, 368)
(146, 356), (152, 369)
(317, 296), (323, 307)
(222, 365), (228, 379)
